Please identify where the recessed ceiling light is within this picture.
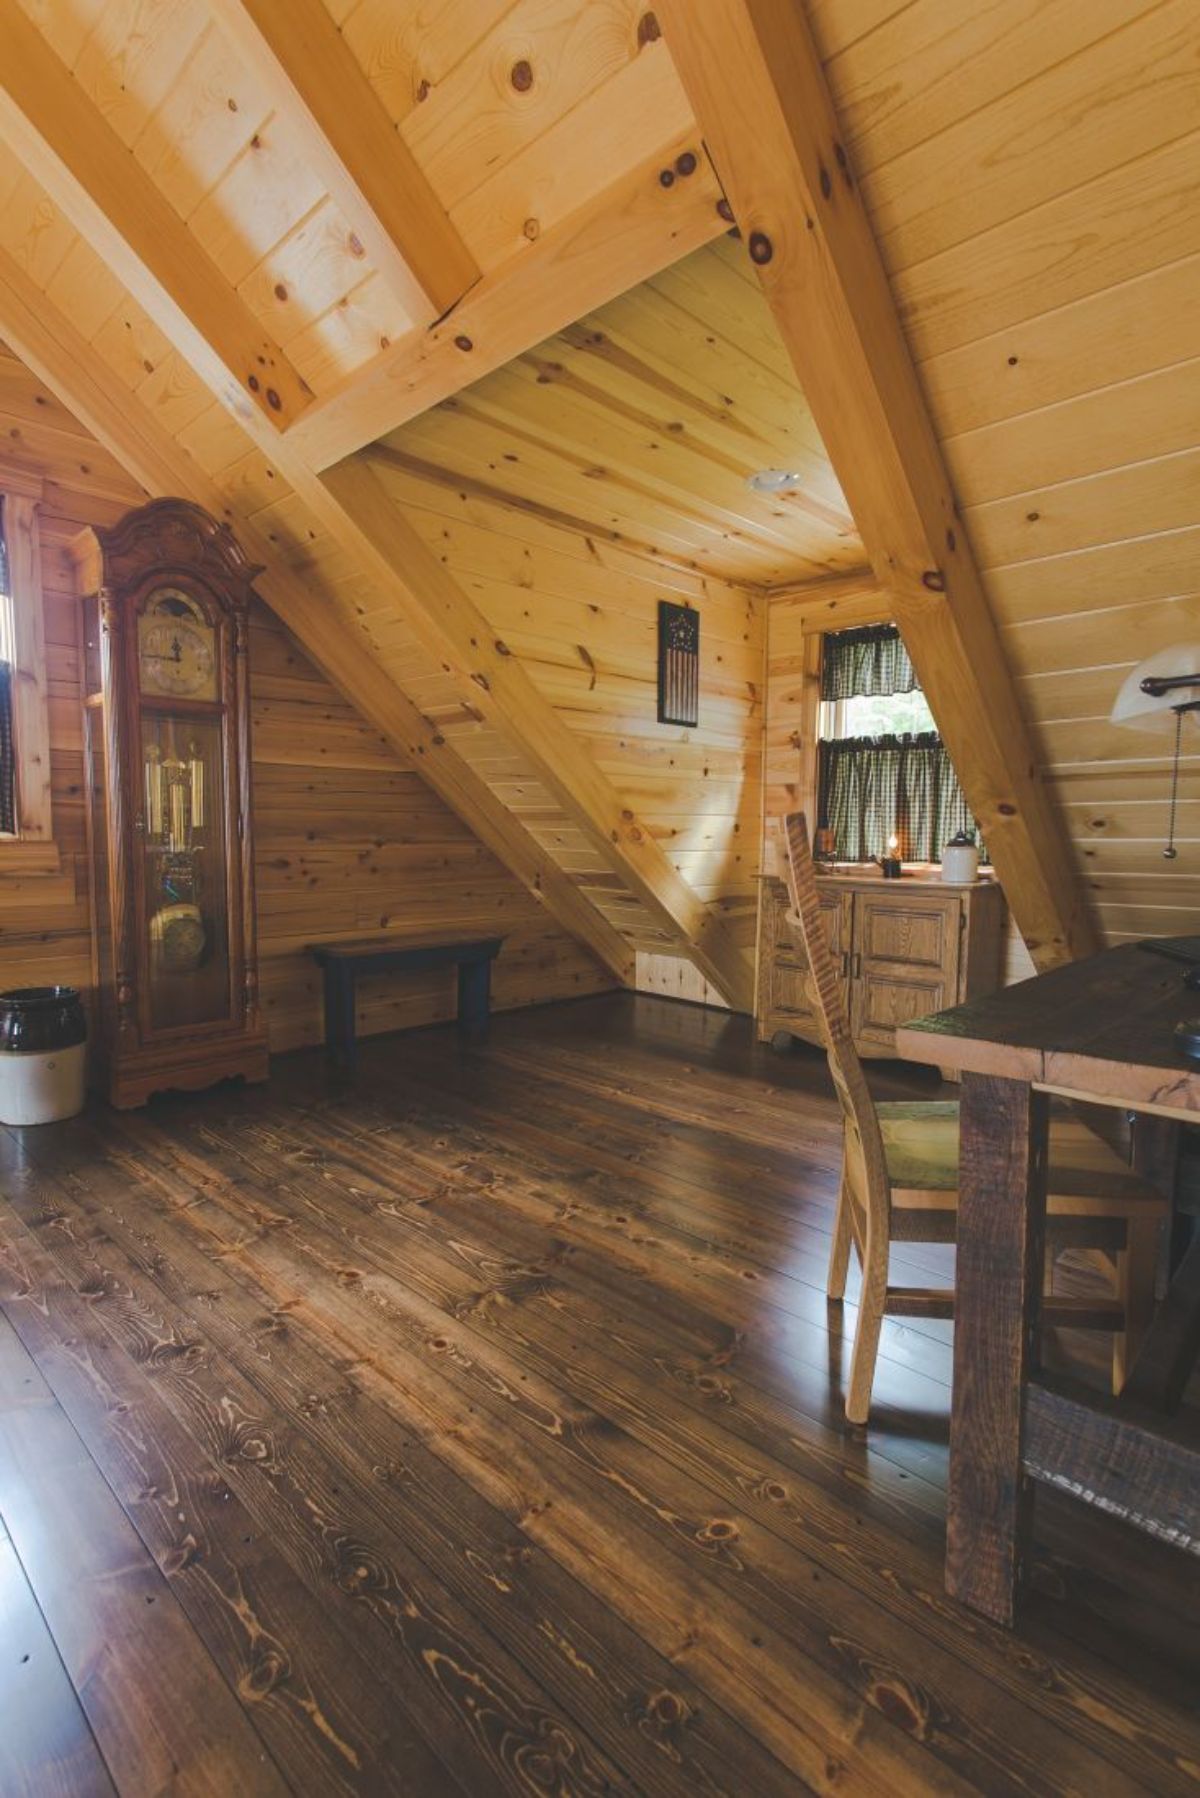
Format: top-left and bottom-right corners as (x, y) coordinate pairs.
(746, 468), (804, 494)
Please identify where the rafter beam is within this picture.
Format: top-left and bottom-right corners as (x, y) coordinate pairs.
(285, 137), (729, 471)
(0, 1), (310, 433)
(324, 452), (754, 1011)
(659, 0), (1096, 970)
(207, 0), (478, 325)
(0, 47), (748, 1006)
(0, 242), (633, 988)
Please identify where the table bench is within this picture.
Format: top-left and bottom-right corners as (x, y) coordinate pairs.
(309, 934), (503, 1066)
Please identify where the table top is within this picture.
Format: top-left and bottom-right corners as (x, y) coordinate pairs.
(897, 939), (1200, 1117)
(310, 932), (504, 961)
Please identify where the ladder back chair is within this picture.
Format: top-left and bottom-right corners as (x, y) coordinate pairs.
(781, 811), (1165, 1424)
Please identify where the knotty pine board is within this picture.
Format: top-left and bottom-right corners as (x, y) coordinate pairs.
(0, 350), (613, 1051)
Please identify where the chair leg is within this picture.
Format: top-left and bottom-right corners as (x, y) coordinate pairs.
(845, 1227), (888, 1426)
(828, 1172), (853, 1301)
(1113, 1215), (1161, 1394)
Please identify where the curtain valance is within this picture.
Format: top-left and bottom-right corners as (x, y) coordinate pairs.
(821, 623), (916, 702)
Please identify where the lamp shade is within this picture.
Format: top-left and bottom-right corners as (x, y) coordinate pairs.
(1110, 644), (1200, 733)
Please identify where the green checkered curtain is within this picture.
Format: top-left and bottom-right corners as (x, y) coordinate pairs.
(821, 623), (917, 701)
(817, 732), (987, 864)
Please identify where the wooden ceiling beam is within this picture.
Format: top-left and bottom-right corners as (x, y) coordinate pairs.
(0, 243), (634, 988)
(0, 45), (748, 1004)
(0, 2), (310, 434)
(285, 138), (729, 471)
(659, 0), (1097, 969)
(324, 452), (754, 1011)
(207, 0), (478, 326)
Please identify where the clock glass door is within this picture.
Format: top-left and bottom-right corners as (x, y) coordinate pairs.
(140, 710), (231, 1031)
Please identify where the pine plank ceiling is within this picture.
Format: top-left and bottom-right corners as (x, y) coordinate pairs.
(0, 0), (1193, 970)
(377, 236), (861, 586)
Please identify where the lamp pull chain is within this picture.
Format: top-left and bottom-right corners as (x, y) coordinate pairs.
(1165, 707), (1183, 859)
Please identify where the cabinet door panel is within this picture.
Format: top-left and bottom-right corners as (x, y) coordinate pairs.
(774, 888), (846, 964)
(855, 894), (957, 973)
(757, 880), (850, 1040)
(851, 891), (961, 1050)
(852, 969), (954, 1049)
(769, 961), (814, 1017)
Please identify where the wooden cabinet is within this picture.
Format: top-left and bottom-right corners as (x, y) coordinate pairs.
(756, 872), (1005, 1060)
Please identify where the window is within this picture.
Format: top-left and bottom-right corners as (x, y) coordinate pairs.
(816, 623), (985, 864)
(0, 512), (14, 834)
(0, 473), (55, 865)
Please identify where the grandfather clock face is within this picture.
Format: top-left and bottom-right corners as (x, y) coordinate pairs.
(137, 586), (218, 699)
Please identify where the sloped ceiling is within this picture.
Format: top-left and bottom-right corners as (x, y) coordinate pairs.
(0, 0), (1193, 980)
(378, 236), (860, 586)
(806, 0), (1200, 945)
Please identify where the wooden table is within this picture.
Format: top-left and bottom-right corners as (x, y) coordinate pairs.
(309, 934), (503, 1066)
(897, 940), (1200, 1625)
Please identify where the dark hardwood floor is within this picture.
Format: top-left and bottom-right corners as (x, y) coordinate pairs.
(0, 993), (1197, 1796)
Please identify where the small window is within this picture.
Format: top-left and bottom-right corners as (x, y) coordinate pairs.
(0, 505), (15, 836)
(0, 479), (55, 861)
(816, 623), (985, 864)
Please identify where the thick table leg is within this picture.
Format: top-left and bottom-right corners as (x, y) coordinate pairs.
(323, 965), (357, 1067)
(457, 957), (491, 1044)
(947, 1073), (1048, 1625)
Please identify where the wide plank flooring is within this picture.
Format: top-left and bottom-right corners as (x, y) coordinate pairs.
(0, 993), (1197, 1795)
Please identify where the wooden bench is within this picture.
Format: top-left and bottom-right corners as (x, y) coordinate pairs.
(308, 934), (503, 1066)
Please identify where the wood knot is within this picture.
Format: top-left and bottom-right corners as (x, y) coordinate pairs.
(675, 150), (697, 177)
(510, 58), (533, 91)
(454, 334), (473, 352)
(265, 388), (281, 411)
(637, 10), (661, 45)
(247, 374), (260, 393)
(273, 282), (288, 302)
(494, 639), (511, 656)
(659, 168), (675, 188)
(819, 163), (832, 199)
(921, 569), (945, 592)
(649, 1690), (687, 1725)
(997, 802), (1017, 817)
(716, 197), (734, 223)
(748, 231), (773, 265)
(699, 1517), (739, 1545)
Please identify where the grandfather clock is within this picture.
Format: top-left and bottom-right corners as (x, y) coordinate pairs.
(78, 499), (268, 1107)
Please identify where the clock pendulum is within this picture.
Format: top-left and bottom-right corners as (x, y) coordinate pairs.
(145, 739), (209, 974)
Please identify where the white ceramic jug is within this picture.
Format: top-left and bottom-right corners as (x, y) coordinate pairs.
(941, 829), (979, 883)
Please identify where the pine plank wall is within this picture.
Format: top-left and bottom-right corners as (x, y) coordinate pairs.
(0, 346), (614, 1053)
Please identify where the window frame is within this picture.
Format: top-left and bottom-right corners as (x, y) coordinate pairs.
(0, 464), (58, 873)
